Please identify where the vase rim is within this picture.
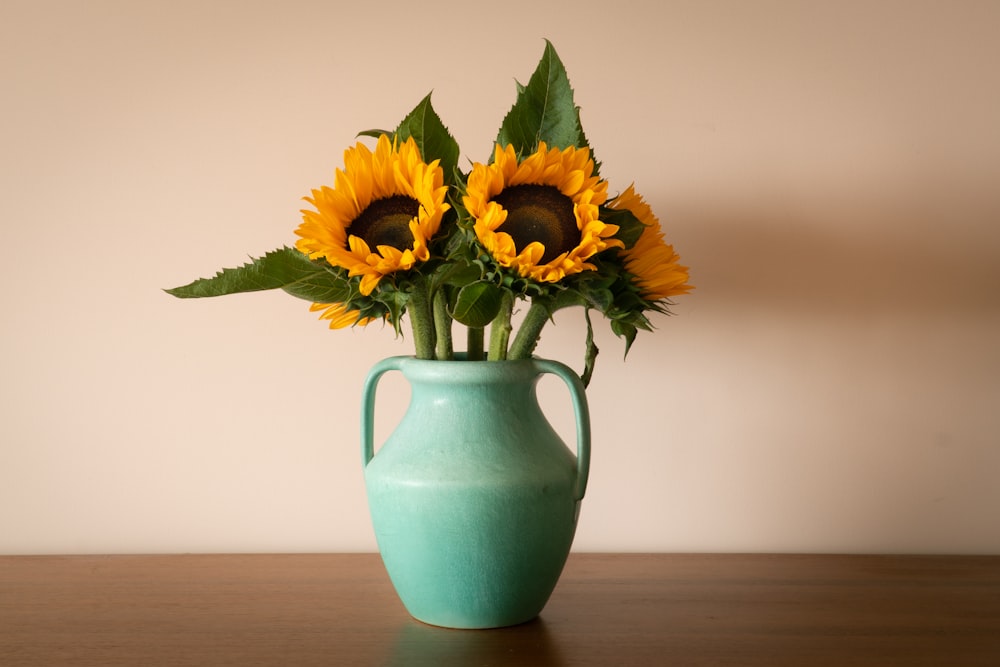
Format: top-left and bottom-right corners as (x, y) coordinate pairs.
(404, 353), (540, 363)
(383, 354), (553, 383)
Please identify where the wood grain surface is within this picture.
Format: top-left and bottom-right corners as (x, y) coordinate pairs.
(2, 553), (998, 666)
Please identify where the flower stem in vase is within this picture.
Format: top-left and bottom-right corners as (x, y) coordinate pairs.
(407, 280), (436, 360)
(488, 292), (514, 360)
(433, 290), (453, 360)
(508, 300), (550, 360)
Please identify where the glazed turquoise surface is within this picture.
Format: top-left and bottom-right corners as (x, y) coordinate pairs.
(361, 356), (590, 629)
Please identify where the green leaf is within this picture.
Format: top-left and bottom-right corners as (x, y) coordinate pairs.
(451, 281), (504, 328)
(581, 308), (599, 388)
(438, 261), (483, 289)
(165, 246), (351, 303)
(496, 40), (583, 154)
(395, 94), (461, 187)
(357, 128), (392, 140)
(575, 104), (599, 171)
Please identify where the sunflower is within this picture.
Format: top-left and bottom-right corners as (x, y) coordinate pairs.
(308, 302), (377, 330)
(463, 142), (622, 283)
(295, 134), (450, 296)
(609, 185), (692, 301)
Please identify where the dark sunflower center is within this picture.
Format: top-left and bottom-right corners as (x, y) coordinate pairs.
(492, 184), (578, 264)
(349, 195), (420, 251)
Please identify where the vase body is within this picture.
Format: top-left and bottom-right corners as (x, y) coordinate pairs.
(361, 355), (590, 629)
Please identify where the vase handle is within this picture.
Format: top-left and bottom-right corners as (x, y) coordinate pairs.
(360, 356), (406, 468)
(535, 359), (592, 501)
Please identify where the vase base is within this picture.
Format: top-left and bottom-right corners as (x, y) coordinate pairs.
(408, 611), (541, 630)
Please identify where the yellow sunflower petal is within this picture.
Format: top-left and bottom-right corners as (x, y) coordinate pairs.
(610, 184), (693, 301)
(309, 302), (374, 329)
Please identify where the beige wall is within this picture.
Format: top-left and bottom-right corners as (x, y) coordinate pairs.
(2, 0), (998, 554)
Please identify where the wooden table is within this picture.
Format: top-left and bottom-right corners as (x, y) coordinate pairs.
(1, 553), (998, 666)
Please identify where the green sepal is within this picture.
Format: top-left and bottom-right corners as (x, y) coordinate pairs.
(496, 40), (584, 155)
(394, 94), (461, 188)
(381, 288), (411, 337)
(550, 287), (590, 312)
(600, 206), (646, 249)
(165, 246), (351, 303)
(610, 319), (639, 357)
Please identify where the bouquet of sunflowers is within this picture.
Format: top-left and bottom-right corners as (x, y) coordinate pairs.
(167, 42), (691, 385)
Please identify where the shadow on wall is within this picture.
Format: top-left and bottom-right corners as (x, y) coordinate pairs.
(665, 195), (1000, 320)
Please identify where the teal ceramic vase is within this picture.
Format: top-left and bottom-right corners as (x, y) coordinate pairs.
(361, 355), (591, 629)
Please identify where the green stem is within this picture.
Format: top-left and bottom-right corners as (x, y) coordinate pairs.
(488, 292), (514, 361)
(466, 327), (485, 361)
(508, 300), (551, 360)
(408, 281), (436, 360)
(433, 290), (453, 360)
